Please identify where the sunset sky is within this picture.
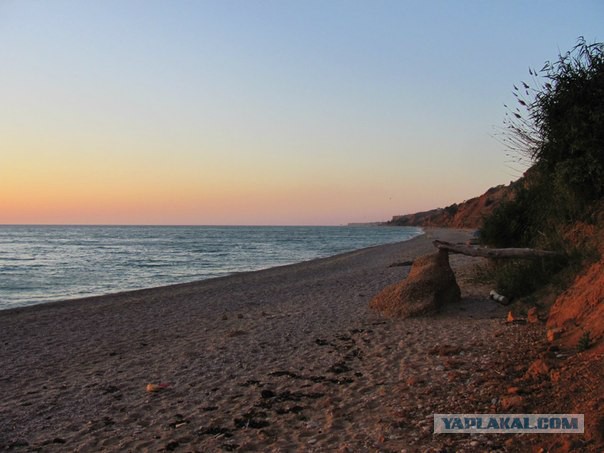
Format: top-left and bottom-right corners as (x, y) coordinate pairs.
(1, 1), (602, 225)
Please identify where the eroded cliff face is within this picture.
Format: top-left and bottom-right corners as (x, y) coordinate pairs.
(547, 216), (604, 350)
(539, 217), (604, 452)
(387, 183), (515, 229)
(547, 258), (604, 347)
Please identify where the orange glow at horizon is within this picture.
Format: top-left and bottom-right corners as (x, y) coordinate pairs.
(0, 135), (490, 225)
(2, 132), (457, 225)
(1, 153), (444, 226)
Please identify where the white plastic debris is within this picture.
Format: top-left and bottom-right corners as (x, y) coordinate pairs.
(489, 290), (509, 305)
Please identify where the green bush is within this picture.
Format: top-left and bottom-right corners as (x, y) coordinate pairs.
(480, 174), (559, 249)
(480, 195), (530, 248)
(492, 258), (567, 300)
(534, 39), (604, 202)
(481, 38), (604, 255)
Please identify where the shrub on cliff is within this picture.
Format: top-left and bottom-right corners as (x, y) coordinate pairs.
(482, 38), (604, 251)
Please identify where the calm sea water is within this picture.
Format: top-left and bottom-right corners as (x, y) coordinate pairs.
(0, 225), (422, 310)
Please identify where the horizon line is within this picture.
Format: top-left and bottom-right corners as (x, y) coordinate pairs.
(0, 222), (391, 228)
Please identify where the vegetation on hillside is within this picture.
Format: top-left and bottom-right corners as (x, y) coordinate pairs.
(480, 38), (604, 297)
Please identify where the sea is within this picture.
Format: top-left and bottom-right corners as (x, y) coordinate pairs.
(0, 225), (422, 310)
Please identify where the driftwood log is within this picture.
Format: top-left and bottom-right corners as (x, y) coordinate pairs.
(433, 240), (563, 259)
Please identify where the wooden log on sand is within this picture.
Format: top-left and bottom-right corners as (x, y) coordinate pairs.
(433, 240), (563, 259)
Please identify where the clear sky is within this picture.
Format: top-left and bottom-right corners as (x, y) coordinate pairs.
(1, 1), (602, 225)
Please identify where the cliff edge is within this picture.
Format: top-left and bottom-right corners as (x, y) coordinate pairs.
(386, 182), (517, 229)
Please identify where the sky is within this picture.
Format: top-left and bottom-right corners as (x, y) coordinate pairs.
(1, 1), (602, 225)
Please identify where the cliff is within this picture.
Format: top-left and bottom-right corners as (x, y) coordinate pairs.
(387, 182), (517, 229)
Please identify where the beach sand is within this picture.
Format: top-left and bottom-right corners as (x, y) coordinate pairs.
(0, 228), (548, 452)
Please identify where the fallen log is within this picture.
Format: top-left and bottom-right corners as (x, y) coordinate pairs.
(433, 240), (563, 259)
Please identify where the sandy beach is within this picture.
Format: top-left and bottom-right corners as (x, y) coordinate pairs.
(0, 228), (552, 452)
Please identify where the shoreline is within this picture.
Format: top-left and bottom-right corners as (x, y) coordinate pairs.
(0, 225), (423, 314)
(1, 228), (428, 316)
(2, 227), (536, 452)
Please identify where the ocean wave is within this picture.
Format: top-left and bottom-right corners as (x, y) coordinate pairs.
(0, 225), (421, 309)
